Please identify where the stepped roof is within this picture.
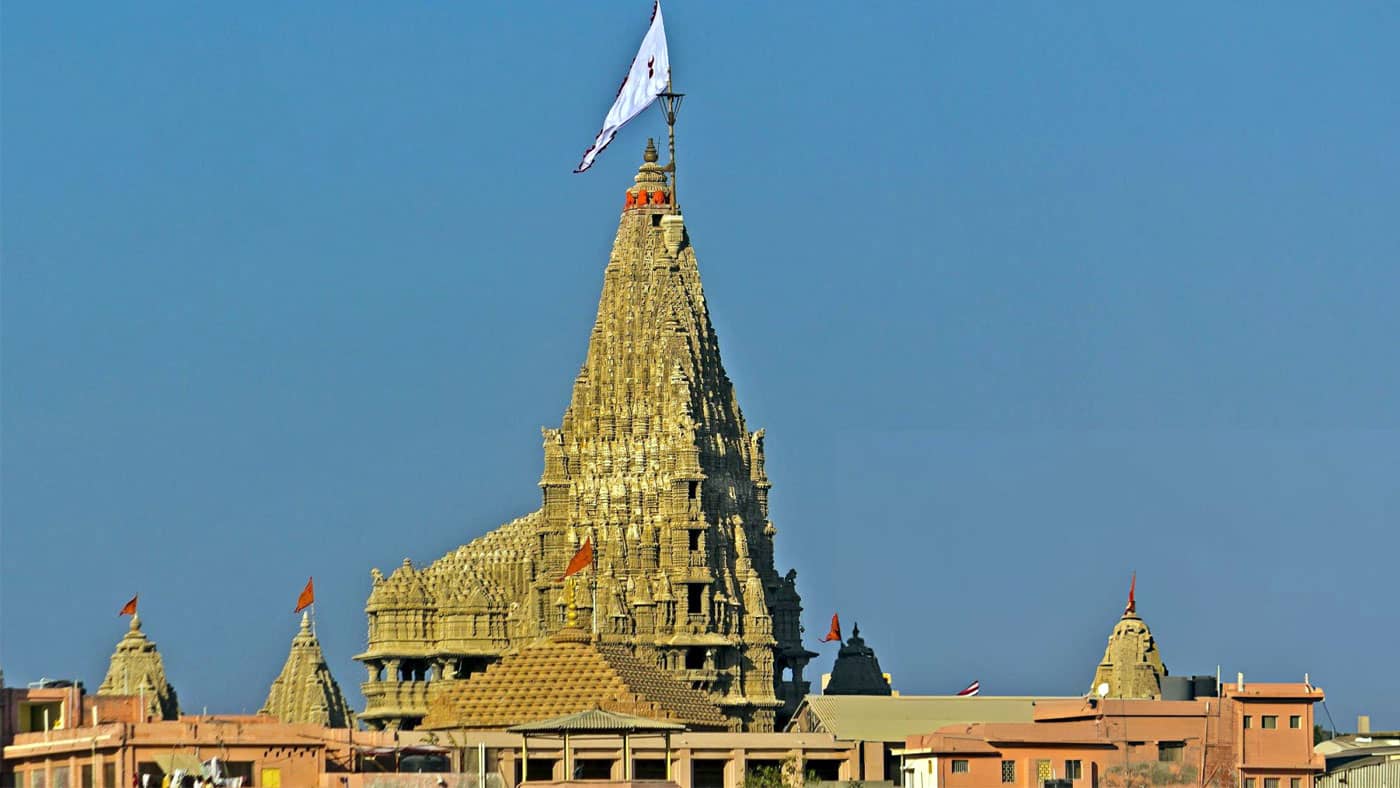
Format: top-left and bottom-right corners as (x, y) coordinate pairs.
(421, 624), (732, 731)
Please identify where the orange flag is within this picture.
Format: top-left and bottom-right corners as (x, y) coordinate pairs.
(119, 595), (138, 617)
(820, 612), (842, 643)
(295, 577), (315, 613)
(1125, 572), (1137, 615)
(561, 538), (594, 580)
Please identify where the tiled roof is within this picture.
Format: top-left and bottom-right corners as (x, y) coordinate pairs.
(508, 709), (685, 733)
(421, 629), (732, 731)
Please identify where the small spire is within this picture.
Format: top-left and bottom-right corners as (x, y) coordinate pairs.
(643, 138), (659, 163)
(300, 611), (312, 633)
(130, 614), (142, 632)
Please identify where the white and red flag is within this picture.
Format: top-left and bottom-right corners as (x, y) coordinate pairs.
(575, 1), (670, 173)
(956, 680), (980, 697)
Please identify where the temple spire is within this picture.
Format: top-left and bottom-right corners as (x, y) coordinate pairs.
(1090, 578), (1167, 699)
(260, 611), (353, 727)
(97, 613), (180, 720)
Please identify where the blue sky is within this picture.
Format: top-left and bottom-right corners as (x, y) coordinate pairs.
(3, 2), (1396, 730)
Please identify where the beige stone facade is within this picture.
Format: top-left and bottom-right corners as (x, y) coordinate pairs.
(260, 612), (354, 727)
(96, 615), (179, 721)
(1089, 588), (1167, 699)
(356, 142), (811, 733)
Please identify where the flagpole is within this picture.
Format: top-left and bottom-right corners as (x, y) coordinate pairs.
(590, 528), (599, 642)
(666, 77), (677, 212)
(658, 76), (684, 214)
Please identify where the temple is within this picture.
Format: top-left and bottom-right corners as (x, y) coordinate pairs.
(96, 615), (179, 721)
(356, 140), (813, 732)
(1088, 576), (1168, 699)
(822, 624), (892, 696)
(259, 613), (353, 728)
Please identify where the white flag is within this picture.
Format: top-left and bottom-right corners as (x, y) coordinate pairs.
(575, 1), (670, 173)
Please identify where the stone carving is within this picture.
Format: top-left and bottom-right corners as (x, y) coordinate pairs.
(96, 615), (180, 720)
(259, 612), (354, 727)
(823, 624), (892, 696)
(1089, 584), (1168, 699)
(356, 144), (812, 732)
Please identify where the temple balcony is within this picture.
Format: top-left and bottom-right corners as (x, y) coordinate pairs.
(681, 668), (719, 685)
(359, 679), (430, 722)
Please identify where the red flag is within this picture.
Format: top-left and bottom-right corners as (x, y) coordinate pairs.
(561, 538), (594, 580)
(119, 595), (138, 617)
(1125, 572), (1137, 615)
(820, 612), (842, 643)
(957, 680), (981, 697)
(295, 577), (315, 613)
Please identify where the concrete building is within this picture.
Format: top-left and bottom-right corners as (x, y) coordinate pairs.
(1314, 716), (1400, 788)
(788, 695), (1071, 784)
(902, 680), (1325, 787)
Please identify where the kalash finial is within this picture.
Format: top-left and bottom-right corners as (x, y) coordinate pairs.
(644, 137), (659, 164)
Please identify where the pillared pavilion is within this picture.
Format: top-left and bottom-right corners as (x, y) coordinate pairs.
(356, 141), (812, 732)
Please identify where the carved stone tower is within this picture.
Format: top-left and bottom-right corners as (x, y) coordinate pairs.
(96, 615), (180, 720)
(357, 142), (812, 732)
(823, 624), (892, 696)
(260, 613), (354, 727)
(1089, 578), (1167, 699)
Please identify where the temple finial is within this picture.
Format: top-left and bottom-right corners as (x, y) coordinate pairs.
(130, 613), (142, 632)
(300, 610), (312, 633)
(644, 138), (659, 163)
(1125, 572), (1137, 615)
(566, 577), (579, 629)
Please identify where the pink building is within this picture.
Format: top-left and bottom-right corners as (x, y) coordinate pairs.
(901, 680), (1325, 787)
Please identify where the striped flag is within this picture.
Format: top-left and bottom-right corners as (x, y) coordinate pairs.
(956, 680), (980, 697)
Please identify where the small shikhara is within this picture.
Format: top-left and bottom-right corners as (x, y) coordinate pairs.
(356, 143), (812, 732)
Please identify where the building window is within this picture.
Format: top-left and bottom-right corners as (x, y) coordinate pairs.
(688, 529), (701, 551)
(1001, 760), (1016, 783)
(1291, 780), (1302, 788)
(1065, 760), (1082, 779)
(1264, 779), (1280, 788)
(1036, 760), (1052, 783)
(687, 584), (703, 614)
(1262, 715), (1278, 729)
(951, 760), (969, 774)
(1159, 741), (1185, 762)
(1244, 715), (1252, 728)
(1244, 780), (1255, 788)
(1290, 715), (1302, 729)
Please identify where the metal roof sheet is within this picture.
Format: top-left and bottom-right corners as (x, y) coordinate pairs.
(791, 695), (1072, 743)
